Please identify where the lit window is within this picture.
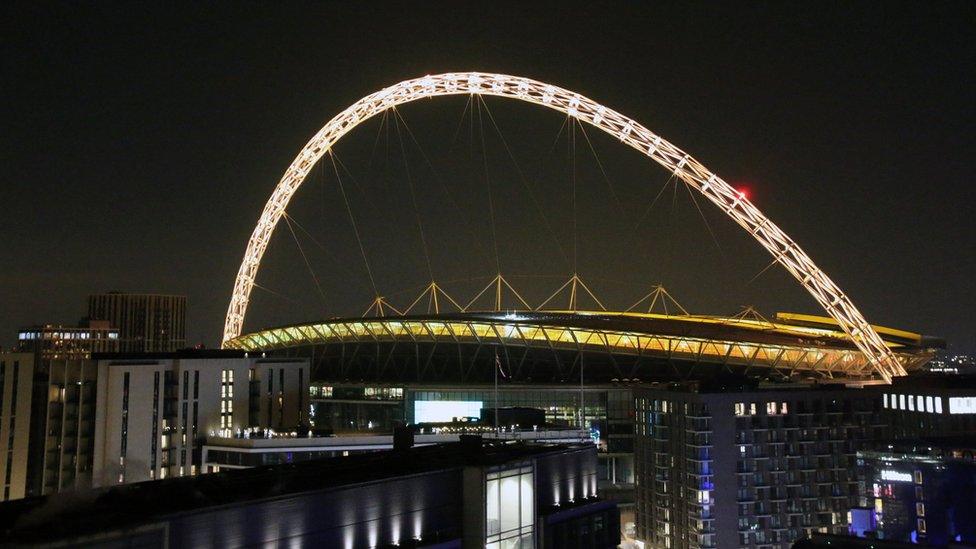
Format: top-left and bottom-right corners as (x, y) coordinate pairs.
(883, 394), (889, 408)
(908, 396), (915, 411)
(900, 394), (906, 409)
(926, 396), (934, 413)
(935, 398), (943, 414)
(949, 397), (976, 415)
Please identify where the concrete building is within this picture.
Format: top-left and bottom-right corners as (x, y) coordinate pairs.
(0, 438), (619, 549)
(88, 292), (186, 352)
(0, 350), (308, 500)
(633, 381), (890, 549)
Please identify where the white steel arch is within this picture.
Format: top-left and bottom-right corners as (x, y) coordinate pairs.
(223, 72), (905, 382)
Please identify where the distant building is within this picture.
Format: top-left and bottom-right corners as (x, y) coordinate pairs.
(856, 439), (976, 545)
(16, 320), (119, 359)
(88, 293), (186, 352)
(633, 381), (890, 549)
(0, 350), (307, 501)
(0, 439), (619, 549)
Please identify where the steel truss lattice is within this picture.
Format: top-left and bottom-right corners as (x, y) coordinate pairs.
(223, 72), (905, 382)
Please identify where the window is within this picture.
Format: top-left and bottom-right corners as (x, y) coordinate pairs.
(119, 372), (130, 483)
(150, 372), (160, 475)
(220, 369), (234, 435)
(734, 403), (746, 416)
(486, 466), (534, 547)
(949, 397), (976, 415)
(883, 394), (889, 408)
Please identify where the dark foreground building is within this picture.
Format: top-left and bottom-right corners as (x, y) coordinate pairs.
(0, 438), (618, 549)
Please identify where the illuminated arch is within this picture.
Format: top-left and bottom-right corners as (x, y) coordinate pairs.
(223, 72), (904, 382)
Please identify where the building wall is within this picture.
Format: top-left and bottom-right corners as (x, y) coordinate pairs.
(0, 353), (34, 501)
(41, 359), (98, 493)
(88, 293), (186, 352)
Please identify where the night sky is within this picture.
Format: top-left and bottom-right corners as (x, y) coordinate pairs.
(3, 3), (974, 352)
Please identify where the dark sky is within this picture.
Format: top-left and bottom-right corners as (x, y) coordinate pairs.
(3, 3), (974, 352)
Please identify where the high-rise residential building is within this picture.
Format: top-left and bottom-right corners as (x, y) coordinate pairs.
(0, 350), (307, 501)
(633, 382), (889, 549)
(88, 293), (186, 352)
(16, 320), (120, 359)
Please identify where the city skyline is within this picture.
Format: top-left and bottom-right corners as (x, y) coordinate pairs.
(3, 4), (974, 354)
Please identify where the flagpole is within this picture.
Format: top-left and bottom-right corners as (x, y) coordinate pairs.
(494, 347), (500, 434)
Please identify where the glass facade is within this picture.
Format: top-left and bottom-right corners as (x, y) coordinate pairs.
(486, 464), (534, 548)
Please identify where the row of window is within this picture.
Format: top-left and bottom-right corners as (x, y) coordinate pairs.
(883, 393), (943, 414)
(18, 331), (120, 340)
(733, 401), (790, 416)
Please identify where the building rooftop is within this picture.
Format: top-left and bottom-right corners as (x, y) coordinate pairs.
(89, 349), (306, 361)
(0, 439), (580, 544)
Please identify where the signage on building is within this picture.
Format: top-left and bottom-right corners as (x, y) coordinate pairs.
(880, 469), (912, 483)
